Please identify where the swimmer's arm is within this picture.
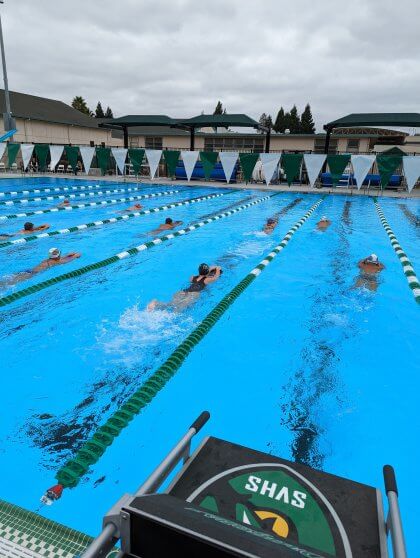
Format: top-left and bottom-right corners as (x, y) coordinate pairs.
(205, 266), (222, 283)
(34, 224), (50, 231)
(174, 221), (183, 226)
(60, 252), (82, 263)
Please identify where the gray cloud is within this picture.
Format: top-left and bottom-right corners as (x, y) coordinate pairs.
(2, 0), (419, 129)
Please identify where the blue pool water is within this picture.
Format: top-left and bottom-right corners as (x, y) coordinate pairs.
(0, 178), (418, 554)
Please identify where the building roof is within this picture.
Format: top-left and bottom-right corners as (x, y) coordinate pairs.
(0, 89), (100, 128)
(100, 115), (179, 128)
(175, 114), (261, 129)
(325, 113), (420, 130)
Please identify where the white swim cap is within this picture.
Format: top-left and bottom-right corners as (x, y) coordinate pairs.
(321, 216), (327, 221)
(48, 247), (61, 259)
(370, 253), (378, 262)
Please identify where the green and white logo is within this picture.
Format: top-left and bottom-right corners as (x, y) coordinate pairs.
(188, 464), (352, 557)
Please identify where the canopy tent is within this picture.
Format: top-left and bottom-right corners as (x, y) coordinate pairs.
(99, 115), (179, 148)
(99, 113), (265, 150)
(323, 113), (420, 154)
(174, 114), (264, 151)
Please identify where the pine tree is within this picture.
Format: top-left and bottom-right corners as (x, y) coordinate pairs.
(213, 101), (224, 115)
(289, 105), (300, 133)
(300, 103), (316, 133)
(104, 106), (114, 118)
(95, 101), (105, 118)
(258, 113), (272, 133)
(71, 96), (93, 116)
(273, 107), (286, 133)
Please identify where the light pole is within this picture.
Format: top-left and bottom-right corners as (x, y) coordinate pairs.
(0, 0), (13, 132)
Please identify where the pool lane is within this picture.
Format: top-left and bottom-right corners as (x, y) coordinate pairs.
(0, 192), (278, 307)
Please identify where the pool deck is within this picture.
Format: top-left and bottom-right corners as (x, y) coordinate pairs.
(0, 172), (419, 198)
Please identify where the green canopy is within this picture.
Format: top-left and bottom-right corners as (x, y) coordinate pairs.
(200, 151), (218, 179)
(239, 153), (259, 183)
(34, 144), (50, 171)
(163, 150), (180, 177)
(7, 143), (20, 167)
(96, 147), (111, 175)
(281, 154), (303, 186)
(65, 146), (79, 171)
(327, 154), (351, 185)
(376, 155), (402, 188)
(128, 148), (145, 175)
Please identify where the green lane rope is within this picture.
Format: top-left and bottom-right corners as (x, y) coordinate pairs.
(0, 182), (130, 197)
(0, 192), (276, 309)
(0, 189), (180, 221)
(53, 196), (323, 489)
(373, 199), (420, 303)
(0, 191), (234, 248)
(0, 184), (175, 205)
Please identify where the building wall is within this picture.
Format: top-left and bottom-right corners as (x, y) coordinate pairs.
(0, 117), (123, 146)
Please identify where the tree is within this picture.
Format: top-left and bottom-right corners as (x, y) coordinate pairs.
(289, 105), (300, 133)
(258, 113), (272, 133)
(213, 101), (226, 115)
(95, 101), (105, 118)
(71, 96), (93, 116)
(300, 103), (316, 133)
(273, 107), (286, 133)
(104, 106), (114, 118)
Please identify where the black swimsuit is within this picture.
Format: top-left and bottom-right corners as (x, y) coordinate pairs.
(184, 275), (207, 293)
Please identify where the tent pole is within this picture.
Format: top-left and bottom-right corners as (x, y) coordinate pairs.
(265, 126), (271, 153)
(123, 126), (128, 149)
(190, 127), (195, 151)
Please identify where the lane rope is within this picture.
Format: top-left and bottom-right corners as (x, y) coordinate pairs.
(0, 189), (180, 221)
(0, 192), (277, 309)
(0, 185), (178, 205)
(373, 199), (420, 303)
(52, 196), (324, 490)
(0, 182), (141, 197)
(0, 191), (235, 248)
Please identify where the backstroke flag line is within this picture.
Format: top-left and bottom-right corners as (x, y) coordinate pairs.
(49, 145), (64, 172)
(219, 152), (238, 184)
(21, 144), (34, 170)
(402, 156), (420, 193)
(351, 155), (375, 189)
(181, 151), (199, 181)
(79, 146), (95, 174)
(259, 153), (280, 185)
(303, 154), (326, 187)
(145, 149), (162, 179)
(112, 148), (128, 175)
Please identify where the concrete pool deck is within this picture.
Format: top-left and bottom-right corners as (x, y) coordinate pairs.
(0, 172), (419, 198)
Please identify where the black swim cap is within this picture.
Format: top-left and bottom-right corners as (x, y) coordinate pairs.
(24, 222), (34, 231)
(198, 263), (210, 275)
(267, 218), (275, 225)
(165, 217), (173, 224)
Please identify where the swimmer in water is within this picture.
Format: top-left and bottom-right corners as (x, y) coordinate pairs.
(1, 248), (81, 287)
(149, 217), (183, 235)
(0, 221), (50, 239)
(263, 217), (278, 235)
(355, 253), (385, 292)
(317, 216), (331, 231)
(118, 203), (143, 213)
(56, 199), (71, 208)
(147, 263), (222, 311)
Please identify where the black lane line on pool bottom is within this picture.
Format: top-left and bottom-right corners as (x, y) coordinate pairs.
(278, 200), (359, 469)
(399, 204), (420, 229)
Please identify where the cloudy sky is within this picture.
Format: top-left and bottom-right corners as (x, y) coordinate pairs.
(2, 0), (419, 130)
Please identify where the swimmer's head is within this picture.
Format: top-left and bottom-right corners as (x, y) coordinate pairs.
(321, 216), (327, 221)
(198, 263), (210, 276)
(367, 253), (378, 263)
(24, 222), (34, 231)
(165, 218), (173, 225)
(48, 247), (61, 260)
(267, 218), (276, 225)
(63, 199), (70, 205)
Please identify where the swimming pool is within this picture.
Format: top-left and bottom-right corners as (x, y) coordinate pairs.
(0, 177), (418, 555)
